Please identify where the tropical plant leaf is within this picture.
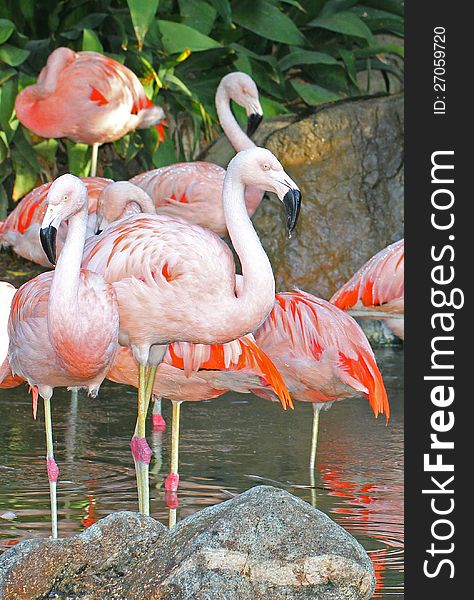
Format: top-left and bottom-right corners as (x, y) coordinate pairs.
(158, 20), (222, 54)
(233, 0), (306, 45)
(127, 0), (160, 51)
(82, 29), (103, 52)
(291, 80), (342, 105)
(179, 0), (217, 35)
(0, 19), (15, 45)
(309, 11), (375, 44)
(280, 49), (339, 71)
(67, 141), (90, 177)
(210, 0), (232, 26)
(0, 44), (30, 67)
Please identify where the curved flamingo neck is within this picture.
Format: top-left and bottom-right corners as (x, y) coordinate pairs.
(48, 194), (88, 328)
(36, 47), (76, 97)
(216, 85), (255, 153)
(102, 185), (156, 223)
(223, 166), (275, 332)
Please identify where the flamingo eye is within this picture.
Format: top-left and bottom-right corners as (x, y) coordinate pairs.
(262, 164), (271, 171)
(63, 195), (68, 202)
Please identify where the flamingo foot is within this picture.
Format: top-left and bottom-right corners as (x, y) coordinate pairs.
(152, 413), (166, 432)
(164, 472), (179, 492)
(130, 435), (152, 465)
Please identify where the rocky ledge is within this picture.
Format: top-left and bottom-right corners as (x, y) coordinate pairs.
(0, 485), (375, 600)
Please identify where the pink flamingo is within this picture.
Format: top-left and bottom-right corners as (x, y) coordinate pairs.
(254, 290), (390, 470)
(0, 177), (112, 266)
(81, 147), (301, 515)
(108, 334), (291, 526)
(0, 282), (23, 389)
(7, 175), (119, 538)
(330, 239), (404, 340)
(130, 72), (264, 236)
(15, 47), (165, 176)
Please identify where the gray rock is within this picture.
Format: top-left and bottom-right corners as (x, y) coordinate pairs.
(0, 486), (375, 600)
(202, 95), (404, 345)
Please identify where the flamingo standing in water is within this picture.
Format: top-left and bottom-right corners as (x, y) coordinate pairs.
(15, 47), (165, 176)
(131, 72), (265, 236)
(0, 177), (112, 266)
(330, 239), (404, 340)
(254, 290), (390, 471)
(80, 147), (301, 515)
(7, 175), (119, 538)
(0, 282), (23, 389)
(108, 335), (291, 526)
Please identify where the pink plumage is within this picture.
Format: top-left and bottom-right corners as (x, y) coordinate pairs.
(0, 282), (23, 389)
(330, 239), (404, 339)
(15, 48), (164, 145)
(130, 73), (264, 236)
(0, 177), (112, 266)
(255, 290), (389, 420)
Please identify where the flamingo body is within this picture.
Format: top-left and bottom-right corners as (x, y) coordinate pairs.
(330, 239), (404, 339)
(0, 177), (111, 266)
(8, 270), (118, 399)
(15, 48), (164, 145)
(129, 72), (264, 236)
(255, 290), (389, 419)
(131, 162), (263, 237)
(0, 282), (22, 388)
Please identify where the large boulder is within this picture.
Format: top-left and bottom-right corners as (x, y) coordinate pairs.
(203, 95), (404, 343)
(0, 486), (375, 600)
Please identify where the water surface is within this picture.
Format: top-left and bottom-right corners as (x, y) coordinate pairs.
(0, 347), (403, 598)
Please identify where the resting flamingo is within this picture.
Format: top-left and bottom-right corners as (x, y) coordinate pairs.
(0, 282), (23, 389)
(0, 177), (112, 267)
(7, 175), (119, 538)
(15, 47), (165, 176)
(108, 335), (291, 526)
(254, 290), (390, 470)
(130, 72), (265, 236)
(78, 147), (301, 515)
(330, 239), (404, 340)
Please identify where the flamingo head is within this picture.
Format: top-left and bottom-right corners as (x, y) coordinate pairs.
(229, 147), (301, 234)
(40, 174), (87, 265)
(96, 182), (156, 233)
(220, 72), (263, 137)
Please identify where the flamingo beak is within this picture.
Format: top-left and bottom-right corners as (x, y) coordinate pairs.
(40, 225), (57, 266)
(283, 189), (301, 234)
(247, 113), (263, 137)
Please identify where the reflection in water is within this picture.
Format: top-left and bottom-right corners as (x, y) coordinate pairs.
(0, 347), (403, 598)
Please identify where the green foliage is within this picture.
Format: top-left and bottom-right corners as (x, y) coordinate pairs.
(0, 0), (404, 215)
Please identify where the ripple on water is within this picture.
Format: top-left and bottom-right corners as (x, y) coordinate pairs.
(0, 347), (404, 599)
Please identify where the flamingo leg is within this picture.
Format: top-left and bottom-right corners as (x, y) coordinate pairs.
(309, 404), (320, 472)
(90, 143), (100, 177)
(165, 400), (182, 528)
(43, 396), (59, 539)
(131, 364), (152, 515)
(150, 396), (164, 479)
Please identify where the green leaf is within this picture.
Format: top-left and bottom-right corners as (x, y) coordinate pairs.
(67, 141), (90, 177)
(33, 139), (59, 165)
(339, 49), (358, 86)
(0, 136), (7, 163)
(260, 95), (291, 116)
(0, 67), (17, 86)
(82, 29), (104, 53)
(291, 80), (341, 105)
(279, 49), (339, 71)
(233, 0), (306, 45)
(0, 184), (8, 219)
(0, 19), (15, 45)
(179, 0), (217, 35)
(11, 148), (39, 200)
(210, 0), (232, 26)
(309, 11), (375, 44)
(0, 44), (30, 67)
(127, 0), (160, 50)
(0, 77), (17, 131)
(157, 20), (222, 54)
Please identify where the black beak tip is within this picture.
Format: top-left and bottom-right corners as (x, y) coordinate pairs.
(283, 189), (302, 234)
(95, 228), (102, 235)
(40, 226), (57, 266)
(246, 113), (263, 137)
